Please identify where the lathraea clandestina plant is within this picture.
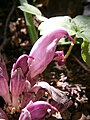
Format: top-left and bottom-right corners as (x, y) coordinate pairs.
(0, 28), (75, 120)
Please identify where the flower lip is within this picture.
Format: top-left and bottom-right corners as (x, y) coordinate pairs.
(13, 54), (34, 76)
(67, 34), (74, 44)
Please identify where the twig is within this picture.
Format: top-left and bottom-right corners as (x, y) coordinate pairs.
(0, 0), (16, 52)
(71, 54), (90, 72)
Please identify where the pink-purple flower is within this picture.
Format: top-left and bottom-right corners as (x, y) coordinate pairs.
(0, 28), (75, 119)
(19, 101), (58, 120)
(28, 29), (74, 78)
(10, 66), (26, 109)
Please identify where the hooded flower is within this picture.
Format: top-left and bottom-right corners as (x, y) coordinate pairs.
(28, 29), (74, 78)
(10, 65), (26, 108)
(19, 101), (58, 120)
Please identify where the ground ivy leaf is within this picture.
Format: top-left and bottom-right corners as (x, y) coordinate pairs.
(73, 15), (90, 42)
(73, 15), (90, 67)
(83, 30), (90, 42)
(81, 41), (90, 67)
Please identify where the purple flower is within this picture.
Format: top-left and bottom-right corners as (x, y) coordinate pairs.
(10, 66), (26, 108)
(53, 51), (65, 66)
(28, 29), (74, 78)
(0, 67), (11, 104)
(19, 101), (58, 120)
(31, 81), (68, 103)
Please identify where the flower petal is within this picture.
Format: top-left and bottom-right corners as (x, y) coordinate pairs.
(13, 54), (29, 75)
(10, 66), (26, 108)
(31, 81), (51, 95)
(28, 29), (74, 78)
(19, 101), (58, 120)
(19, 108), (31, 120)
(31, 81), (69, 104)
(53, 51), (65, 66)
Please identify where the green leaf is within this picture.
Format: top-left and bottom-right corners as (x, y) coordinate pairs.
(36, 15), (48, 22)
(73, 15), (90, 67)
(73, 15), (90, 42)
(38, 16), (76, 36)
(81, 41), (90, 67)
(75, 32), (85, 44)
(83, 30), (90, 42)
(19, 0), (38, 43)
(18, 3), (42, 16)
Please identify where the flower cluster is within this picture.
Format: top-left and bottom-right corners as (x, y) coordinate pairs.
(0, 29), (75, 120)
